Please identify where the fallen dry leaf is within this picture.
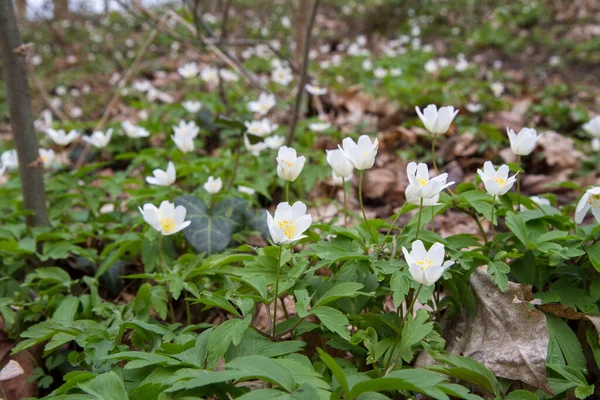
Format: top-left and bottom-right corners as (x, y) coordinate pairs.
(418, 269), (552, 393)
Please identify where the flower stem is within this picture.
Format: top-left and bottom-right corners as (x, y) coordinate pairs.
(381, 209), (402, 252)
(285, 181), (290, 203)
(431, 205), (435, 232)
(516, 154), (521, 212)
(271, 245), (283, 338)
(491, 195), (496, 237)
(227, 138), (242, 190)
(158, 236), (176, 323)
(385, 284), (423, 373)
(342, 177), (348, 228)
(431, 134), (439, 174)
(359, 170), (377, 244)
(415, 198), (424, 240)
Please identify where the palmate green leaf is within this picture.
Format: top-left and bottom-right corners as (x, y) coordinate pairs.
(225, 328), (305, 361)
(504, 390), (538, 400)
(387, 309), (434, 364)
(310, 306), (350, 340)
(193, 290), (242, 317)
(166, 370), (246, 393)
(102, 351), (180, 369)
(314, 282), (365, 308)
(487, 261), (510, 292)
(77, 370), (129, 400)
(236, 383), (326, 400)
(175, 196), (249, 255)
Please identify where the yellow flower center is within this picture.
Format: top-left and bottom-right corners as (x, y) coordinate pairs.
(41, 156), (48, 162)
(259, 104), (269, 111)
(250, 126), (261, 134)
(416, 258), (433, 271)
(493, 177), (506, 187)
(417, 177), (428, 187)
(363, 150), (370, 156)
(277, 219), (295, 239)
(160, 217), (176, 234)
(589, 194), (600, 206)
(284, 160), (294, 167)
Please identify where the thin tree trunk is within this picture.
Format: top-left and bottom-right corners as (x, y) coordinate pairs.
(16, 0), (27, 20)
(53, 0), (69, 19)
(294, 0), (310, 70)
(0, 0), (49, 227)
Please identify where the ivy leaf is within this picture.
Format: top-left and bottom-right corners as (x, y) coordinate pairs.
(174, 196), (249, 255)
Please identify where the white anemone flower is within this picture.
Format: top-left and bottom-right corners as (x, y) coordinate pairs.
(276, 146), (306, 182)
(305, 83), (327, 96)
(402, 240), (454, 286)
(219, 69), (239, 82)
(200, 66), (219, 85)
(245, 118), (278, 137)
(172, 120), (199, 139)
(203, 176), (223, 194)
(477, 161), (517, 196)
(326, 149), (353, 179)
(507, 127), (542, 156)
(146, 162), (176, 186)
(45, 129), (79, 146)
(415, 104), (459, 135)
(338, 135), (379, 170)
(583, 116), (600, 138)
(575, 187), (600, 224)
(82, 129), (112, 149)
(238, 185), (256, 195)
(266, 201), (312, 244)
(248, 93), (276, 115)
(309, 122), (331, 132)
(139, 200), (191, 236)
(265, 135), (285, 150)
(39, 149), (55, 167)
(271, 67), (293, 86)
(1, 150), (18, 171)
(182, 100), (203, 113)
(172, 132), (195, 153)
(405, 162), (454, 203)
(243, 134), (268, 156)
(520, 196), (551, 211)
(178, 62), (199, 79)
(122, 121), (150, 138)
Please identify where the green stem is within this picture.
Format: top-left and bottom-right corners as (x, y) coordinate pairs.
(431, 134), (439, 174)
(431, 205), (435, 232)
(359, 170), (377, 244)
(342, 177), (348, 228)
(380, 209), (402, 252)
(491, 195), (496, 237)
(228, 139), (242, 190)
(415, 198), (424, 240)
(272, 245), (283, 338)
(185, 291), (191, 326)
(385, 284), (423, 373)
(158, 236), (176, 323)
(285, 181), (290, 203)
(516, 154), (521, 212)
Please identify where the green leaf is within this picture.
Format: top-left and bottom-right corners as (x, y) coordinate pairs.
(317, 348), (350, 397)
(207, 315), (251, 368)
(314, 282), (365, 308)
(586, 241), (600, 273)
(350, 369), (448, 399)
(294, 289), (310, 318)
(150, 285), (168, 320)
(392, 310), (434, 364)
(487, 261), (509, 292)
(428, 353), (501, 396)
(78, 371), (129, 400)
(504, 390), (538, 400)
(505, 212), (529, 246)
(175, 196), (249, 254)
(226, 355), (296, 392)
(310, 306), (350, 340)
(546, 314), (587, 370)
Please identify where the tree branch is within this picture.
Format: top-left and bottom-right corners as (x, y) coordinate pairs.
(286, 0), (320, 146)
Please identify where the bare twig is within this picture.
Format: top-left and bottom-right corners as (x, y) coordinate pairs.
(220, 0), (233, 40)
(74, 16), (165, 169)
(286, 0), (320, 146)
